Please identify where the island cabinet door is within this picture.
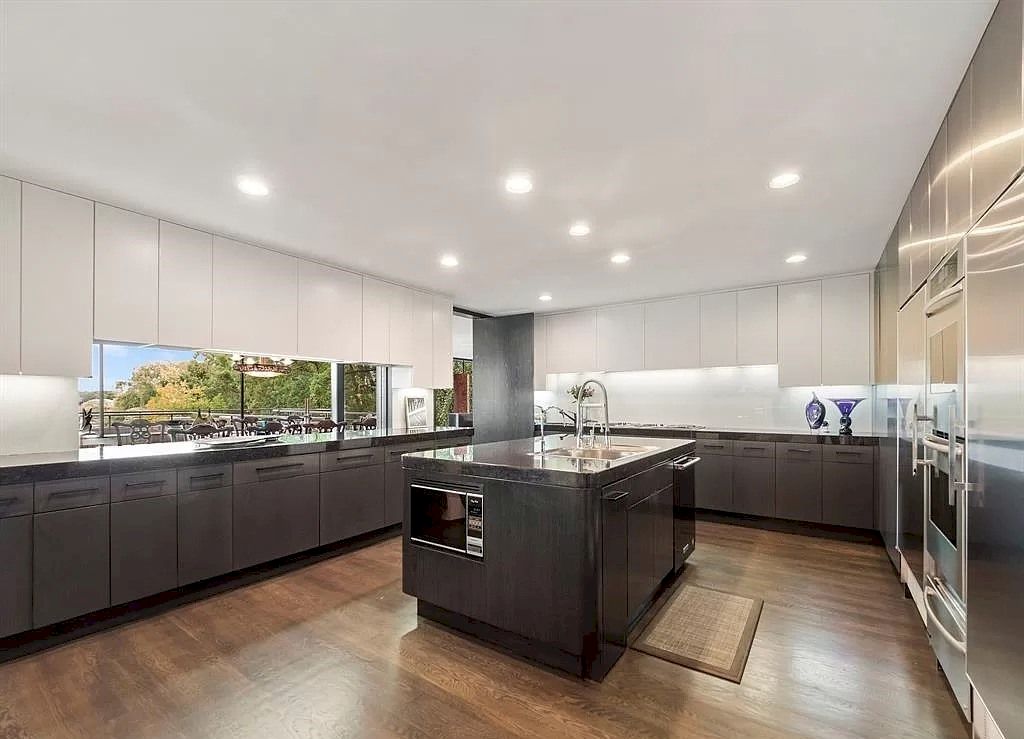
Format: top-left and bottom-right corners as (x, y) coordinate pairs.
(33, 504), (110, 628)
(627, 494), (655, 623)
(320, 464), (386, 544)
(651, 486), (675, 584)
(775, 444), (822, 522)
(110, 495), (178, 606)
(232, 474), (319, 569)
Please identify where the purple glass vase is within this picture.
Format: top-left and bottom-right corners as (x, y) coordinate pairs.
(827, 397), (865, 436)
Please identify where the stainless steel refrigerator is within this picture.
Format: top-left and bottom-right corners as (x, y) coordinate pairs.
(964, 170), (1024, 737)
(897, 288), (927, 588)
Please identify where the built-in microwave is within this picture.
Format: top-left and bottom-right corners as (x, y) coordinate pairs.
(409, 482), (483, 557)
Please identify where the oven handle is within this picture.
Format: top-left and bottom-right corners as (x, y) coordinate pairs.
(924, 580), (966, 655)
(911, 403), (934, 476)
(948, 407), (957, 506)
(669, 456), (701, 471)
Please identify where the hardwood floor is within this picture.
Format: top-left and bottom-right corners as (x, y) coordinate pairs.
(0, 521), (967, 738)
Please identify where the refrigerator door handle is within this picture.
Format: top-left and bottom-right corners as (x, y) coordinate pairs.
(924, 578), (967, 655)
(911, 403), (934, 476)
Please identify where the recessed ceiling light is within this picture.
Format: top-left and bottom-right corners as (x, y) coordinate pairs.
(785, 253), (807, 264)
(768, 172), (800, 189)
(440, 254), (459, 268)
(505, 172), (533, 194)
(538, 293), (553, 302)
(569, 221), (591, 237)
(236, 175), (270, 197)
(610, 253), (631, 264)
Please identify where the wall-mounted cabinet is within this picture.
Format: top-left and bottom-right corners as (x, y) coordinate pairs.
(546, 310), (597, 373)
(387, 283), (414, 367)
(736, 286), (778, 365)
(0, 177), (21, 375)
(20, 184), (94, 378)
(928, 121), (949, 271)
(94, 204), (159, 345)
(897, 203), (913, 306)
(699, 292), (737, 367)
(778, 280), (822, 387)
(821, 274), (871, 386)
(432, 296), (454, 390)
(296, 261), (362, 362)
(946, 70), (973, 243)
(410, 290), (434, 386)
(597, 304), (644, 372)
(908, 162), (931, 298)
(643, 296), (699, 370)
(159, 221), (213, 350)
(361, 277), (391, 365)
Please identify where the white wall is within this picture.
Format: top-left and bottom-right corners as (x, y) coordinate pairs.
(389, 366), (435, 431)
(536, 365), (873, 433)
(0, 375), (81, 455)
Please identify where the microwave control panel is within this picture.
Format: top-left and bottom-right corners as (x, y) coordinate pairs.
(466, 493), (484, 557)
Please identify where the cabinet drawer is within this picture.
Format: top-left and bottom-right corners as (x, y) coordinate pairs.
(435, 435), (473, 450)
(233, 454), (319, 484)
(776, 443), (822, 460)
(320, 446), (385, 473)
(734, 441), (775, 459)
(384, 439), (436, 464)
(177, 464), (233, 493)
(35, 476), (110, 512)
(0, 484), (32, 518)
(111, 469), (177, 502)
(822, 446), (873, 465)
(695, 439), (733, 456)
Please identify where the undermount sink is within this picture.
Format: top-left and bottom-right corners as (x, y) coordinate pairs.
(532, 444), (660, 461)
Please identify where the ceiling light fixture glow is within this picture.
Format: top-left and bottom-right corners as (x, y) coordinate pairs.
(569, 221), (591, 237)
(768, 172), (800, 190)
(610, 253), (631, 264)
(785, 253), (807, 264)
(538, 293), (553, 302)
(236, 175), (270, 197)
(505, 172), (533, 194)
(440, 254), (459, 268)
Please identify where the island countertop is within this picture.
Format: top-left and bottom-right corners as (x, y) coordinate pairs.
(401, 434), (695, 488)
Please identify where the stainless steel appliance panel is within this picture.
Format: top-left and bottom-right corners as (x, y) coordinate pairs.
(965, 169), (1024, 738)
(671, 456), (698, 570)
(898, 287), (927, 584)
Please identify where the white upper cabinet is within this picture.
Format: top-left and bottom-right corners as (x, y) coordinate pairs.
(736, 286), (778, 365)
(546, 310), (597, 373)
(699, 291), (738, 367)
(20, 184), (94, 378)
(296, 261), (362, 362)
(361, 277), (390, 364)
(432, 295), (454, 390)
(158, 221), (213, 350)
(94, 204), (158, 345)
(643, 296), (699, 370)
(410, 290), (434, 386)
(387, 283), (414, 367)
(533, 314), (548, 390)
(821, 274), (871, 385)
(212, 236), (298, 357)
(596, 304), (644, 372)
(0, 177), (21, 375)
(778, 280), (822, 387)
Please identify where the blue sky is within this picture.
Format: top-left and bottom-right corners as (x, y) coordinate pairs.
(78, 344), (200, 393)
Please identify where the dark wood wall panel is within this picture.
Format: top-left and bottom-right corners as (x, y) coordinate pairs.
(471, 314), (534, 444)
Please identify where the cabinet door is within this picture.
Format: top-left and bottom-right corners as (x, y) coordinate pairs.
(233, 475), (319, 569)
(821, 274), (871, 385)
(695, 453), (733, 511)
(822, 460), (875, 529)
(546, 310), (597, 373)
(533, 314), (548, 390)
(897, 203), (913, 305)
(320, 464), (386, 544)
(94, 204), (159, 345)
(737, 286), (777, 365)
(699, 292), (737, 367)
(733, 456), (775, 517)
(388, 284), (414, 366)
(627, 496), (654, 622)
(0, 514), (32, 638)
(296, 260), (362, 362)
(177, 486), (233, 586)
(643, 296), (699, 370)
(33, 504), (110, 627)
(775, 445), (822, 522)
(0, 177), (21, 375)
(946, 71), (973, 242)
(971, 0), (1024, 221)
(597, 304), (644, 372)
(110, 495), (177, 605)
(778, 280), (822, 387)
(212, 236), (298, 356)
(159, 221), (213, 349)
(20, 184), (94, 378)
(433, 296), (454, 389)
(410, 290), (434, 387)
(362, 277), (390, 364)
(928, 121), (950, 269)
(651, 487), (674, 583)
(384, 461), (405, 526)
(908, 163), (931, 295)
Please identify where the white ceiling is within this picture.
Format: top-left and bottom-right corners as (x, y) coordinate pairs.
(0, 0), (996, 315)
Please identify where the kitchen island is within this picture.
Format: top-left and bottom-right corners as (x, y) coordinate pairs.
(401, 434), (696, 680)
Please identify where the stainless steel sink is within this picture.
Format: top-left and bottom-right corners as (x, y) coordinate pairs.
(532, 444), (660, 461)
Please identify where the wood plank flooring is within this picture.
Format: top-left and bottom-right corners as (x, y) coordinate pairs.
(0, 521), (967, 738)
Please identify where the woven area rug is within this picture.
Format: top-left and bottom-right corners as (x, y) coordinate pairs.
(632, 584), (763, 683)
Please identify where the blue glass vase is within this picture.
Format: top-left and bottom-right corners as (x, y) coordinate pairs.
(805, 392), (826, 431)
(827, 397), (865, 436)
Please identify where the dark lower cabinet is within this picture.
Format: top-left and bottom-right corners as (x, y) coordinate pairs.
(233, 474), (319, 569)
(626, 486), (675, 624)
(0, 514), (32, 637)
(383, 462), (404, 527)
(651, 486), (674, 583)
(33, 504), (110, 627)
(775, 445), (822, 522)
(110, 495), (178, 605)
(695, 453), (733, 511)
(178, 486), (233, 586)
(320, 464), (386, 544)
(822, 460), (875, 529)
(733, 457), (775, 517)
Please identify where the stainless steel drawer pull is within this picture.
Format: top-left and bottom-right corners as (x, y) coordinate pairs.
(0, 496), (19, 505)
(190, 473), (224, 482)
(125, 480), (164, 488)
(669, 456), (701, 470)
(255, 463), (305, 473)
(338, 454), (373, 461)
(834, 450), (861, 456)
(787, 448), (812, 454)
(603, 490), (630, 502)
(704, 443), (725, 448)
(743, 446), (764, 450)
(51, 487), (99, 497)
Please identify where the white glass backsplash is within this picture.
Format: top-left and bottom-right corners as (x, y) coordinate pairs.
(0, 375), (81, 455)
(536, 365), (873, 433)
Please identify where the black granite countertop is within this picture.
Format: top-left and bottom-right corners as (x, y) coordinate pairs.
(535, 424), (879, 446)
(402, 434), (695, 488)
(0, 427), (474, 485)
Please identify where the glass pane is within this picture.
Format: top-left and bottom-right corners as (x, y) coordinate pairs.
(344, 363), (379, 427)
(433, 359), (472, 426)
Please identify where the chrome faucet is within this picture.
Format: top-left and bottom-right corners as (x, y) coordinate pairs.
(575, 379), (610, 447)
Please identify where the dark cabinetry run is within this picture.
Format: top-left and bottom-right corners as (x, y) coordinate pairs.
(177, 464), (234, 586)
(626, 485), (674, 624)
(321, 462), (386, 544)
(111, 495), (177, 605)
(33, 503), (110, 627)
(775, 443), (823, 522)
(822, 447), (875, 529)
(0, 485), (32, 637)
(733, 442), (775, 517)
(384, 441), (437, 526)
(695, 440), (733, 511)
